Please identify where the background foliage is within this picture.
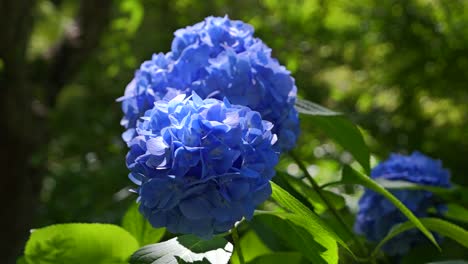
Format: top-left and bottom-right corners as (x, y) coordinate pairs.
(1, 0), (467, 263)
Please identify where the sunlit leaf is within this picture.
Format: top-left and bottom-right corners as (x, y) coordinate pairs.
(295, 99), (341, 116)
(270, 182), (355, 260)
(254, 213), (338, 264)
(374, 178), (452, 194)
(122, 203), (165, 246)
(273, 172), (315, 212)
(230, 231), (272, 264)
(23, 223), (139, 264)
(129, 235), (233, 264)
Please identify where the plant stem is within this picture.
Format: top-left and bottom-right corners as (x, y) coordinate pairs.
(253, 209), (273, 216)
(319, 180), (343, 189)
(289, 151), (368, 258)
(232, 226), (245, 264)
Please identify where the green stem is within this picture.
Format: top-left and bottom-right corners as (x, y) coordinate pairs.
(319, 180), (342, 189)
(232, 226), (245, 264)
(216, 230), (232, 237)
(289, 151), (368, 258)
(253, 209), (273, 216)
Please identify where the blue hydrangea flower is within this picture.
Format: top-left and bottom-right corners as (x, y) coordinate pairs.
(354, 152), (451, 256)
(126, 93), (279, 237)
(117, 53), (184, 142)
(118, 16), (299, 151)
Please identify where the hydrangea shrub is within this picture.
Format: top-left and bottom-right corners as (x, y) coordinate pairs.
(20, 14), (468, 264)
(354, 152), (451, 255)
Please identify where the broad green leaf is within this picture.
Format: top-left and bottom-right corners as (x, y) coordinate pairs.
(444, 204), (468, 224)
(318, 210), (357, 244)
(122, 203), (165, 246)
(375, 178), (452, 194)
(311, 116), (370, 173)
(231, 231), (272, 264)
(248, 252), (306, 264)
(274, 172), (315, 212)
(342, 165), (439, 250)
(295, 99), (341, 116)
(372, 218), (468, 257)
(250, 215), (291, 252)
(254, 213), (338, 264)
(270, 182), (355, 259)
(129, 235), (233, 264)
(284, 175), (345, 213)
(23, 223), (139, 264)
(295, 99), (370, 173)
(416, 185), (468, 206)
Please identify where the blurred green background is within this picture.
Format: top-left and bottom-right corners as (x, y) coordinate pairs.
(1, 0), (467, 262)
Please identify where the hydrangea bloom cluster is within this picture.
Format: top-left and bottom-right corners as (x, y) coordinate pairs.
(354, 152), (451, 256)
(118, 53), (182, 141)
(118, 16), (299, 151)
(126, 93), (279, 237)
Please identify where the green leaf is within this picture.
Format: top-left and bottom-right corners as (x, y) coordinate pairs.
(270, 182), (354, 259)
(274, 172), (315, 212)
(295, 99), (370, 173)
(342, 165), (439, 250)
(122, 203), (165, 246)
(451, 186), (468, 204)
(374, 178), (452, 194)
(248, 252), (306, 264)
(444, 203), (468, 224)
(23, 223), (139, 264)
(129, 235), (233, 264)
(250, 216), (290, 252)
(284, 175), (345, 213)
(443, 186), (468, 207)
(295, 99), (341, 116)
(254, 213), (338, 264)
(230, 231), (272, 264)
(373, 218), (468, 257)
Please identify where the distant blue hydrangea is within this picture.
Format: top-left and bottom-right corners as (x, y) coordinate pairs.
(126, 93), (279, 237)
(118, 16), (299, 151)
(354, 152), (451, 256)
